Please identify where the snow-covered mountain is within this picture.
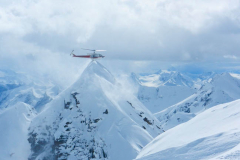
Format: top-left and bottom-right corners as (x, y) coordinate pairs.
(0, 69), (61, 112)
(155, 72), (240, 130)
(2, 64), (240, 160)
(28, 61), (164, 160)
(137, 86), (195, 113)
(134, 70), (194, 87)
(184, 71), (216, 89)
(136, 99), (240, 160)
(132, 70), (196, 113)
(0, 102), (36, 160)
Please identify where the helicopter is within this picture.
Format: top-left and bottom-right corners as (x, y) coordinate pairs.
(70, 48), (105, 59)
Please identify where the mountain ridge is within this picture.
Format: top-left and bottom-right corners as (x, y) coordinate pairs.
(136, 99), (240, 160)
(28, 61), (163, 160)
(155, 72), (240, 130)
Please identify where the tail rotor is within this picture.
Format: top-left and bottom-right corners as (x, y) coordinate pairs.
(70, 50), (74, 56)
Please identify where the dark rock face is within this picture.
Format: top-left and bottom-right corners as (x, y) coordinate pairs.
(103, 109), (108, 114)
(143, 117), (153, 125)
(28, 93), (108, 160)
(28, 126), (55, 160)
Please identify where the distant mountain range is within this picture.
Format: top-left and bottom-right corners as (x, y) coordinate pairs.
(0, 69), (61, 112)
(131, 70), (199, 113)
(132, 70), (194, 87)
(131, 70), (240, 132)
(154, 72), (240, 131)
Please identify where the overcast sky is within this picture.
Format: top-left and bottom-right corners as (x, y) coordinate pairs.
(0, 0), (240, 85)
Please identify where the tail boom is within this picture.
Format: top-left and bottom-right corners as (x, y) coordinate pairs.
(72, 55), (91, 58)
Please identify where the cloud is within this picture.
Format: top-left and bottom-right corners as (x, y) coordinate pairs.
(223, 55), (238, 59)
(0, 0), (240, 86)
(1, 0), (240, 59)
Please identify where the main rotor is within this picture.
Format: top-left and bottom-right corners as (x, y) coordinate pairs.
(81, 48), (106, 54)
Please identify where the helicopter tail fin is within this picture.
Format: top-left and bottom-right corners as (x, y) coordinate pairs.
(70, 50), (75, 56)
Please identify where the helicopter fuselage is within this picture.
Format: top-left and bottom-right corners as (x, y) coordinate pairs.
(72, 54), (105, 59)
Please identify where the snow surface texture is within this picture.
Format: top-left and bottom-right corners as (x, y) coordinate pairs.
(0, 102), (36, 160)
(28, 61), (164, 160)
(132, 71), (196, 113)
(155, 72), (240, 131)
(0, 69), (61, 112)
(137, 99), (240, 160)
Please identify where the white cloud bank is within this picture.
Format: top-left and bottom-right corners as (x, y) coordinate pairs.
(0, 0), (240, 85)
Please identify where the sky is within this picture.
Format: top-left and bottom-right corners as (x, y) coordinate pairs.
(0, 0), (240, 86)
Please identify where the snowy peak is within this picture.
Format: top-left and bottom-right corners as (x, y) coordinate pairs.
(28, 61), (163, 160)
(210, 72), (233, 84)
(186, 72), (216, 81)
(134, 70), (193, 87)
(161, 71), (193, 87)
(69, 61), (116, 97)
(134, 70), (195, 113)
(79, 61), (115, 84)
(211, 72), (240, 87)
(201, 72), (240, 100)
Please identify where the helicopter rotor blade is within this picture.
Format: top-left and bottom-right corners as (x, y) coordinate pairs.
(81, 48), (95, 51)
(81, 48), (106, 52)
(95, 50), (106, 52)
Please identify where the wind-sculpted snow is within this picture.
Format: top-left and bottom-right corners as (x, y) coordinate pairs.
(137, 99), (240, 160)
(28, 61), (163, 160)
(155, 72), (240, 131)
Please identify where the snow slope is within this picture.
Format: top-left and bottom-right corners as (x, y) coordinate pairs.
(155, 72), (240, 130)
(132, 71), (195, 113)
(137, 99), (240, 160)
(138, 86), (195, 113)
(0, 102), (36, 160)
(28, 61), (164, 160)
(230, 73), (240, 80)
